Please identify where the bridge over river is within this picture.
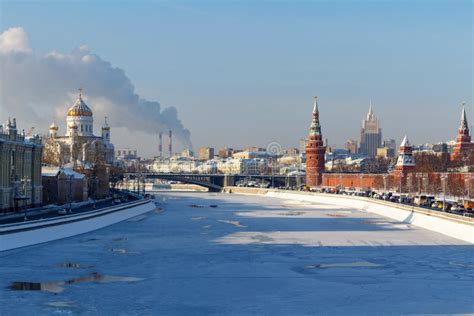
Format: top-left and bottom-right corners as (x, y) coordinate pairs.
(124, 172), (302, 192)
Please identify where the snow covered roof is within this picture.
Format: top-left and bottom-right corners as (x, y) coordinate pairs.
(64, 161), (93, 170)
(309, 96), (322, 136)
(400, 135), (411, 147)
(312, 96), (318, 113)
(42, 166), (85, 179)
(460, 105), (468, 130)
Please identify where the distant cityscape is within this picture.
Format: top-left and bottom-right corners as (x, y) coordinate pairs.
(0, 90), (472, 214)
(120, 99), (471, 179)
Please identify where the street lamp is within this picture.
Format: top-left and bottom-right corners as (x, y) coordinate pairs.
(11, 175), (20, 214)
(22, 176), (31, 220)
(359, 174), (363, 191)
(383, 174), (388, 194)
(440, 173), (448, 211)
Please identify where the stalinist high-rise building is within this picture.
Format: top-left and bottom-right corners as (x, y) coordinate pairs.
(359, 103), (382, 158)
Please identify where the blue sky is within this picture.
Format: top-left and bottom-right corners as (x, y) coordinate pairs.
(1, 0), (472, 154)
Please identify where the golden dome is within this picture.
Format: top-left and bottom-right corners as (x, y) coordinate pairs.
(67, 89), (93, 117)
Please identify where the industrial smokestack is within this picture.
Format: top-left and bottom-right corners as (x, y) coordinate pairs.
(169, 130), (172, 157)
(158, 132), (163, 157)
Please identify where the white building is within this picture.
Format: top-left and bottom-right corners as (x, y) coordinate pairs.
(43, 89), (115, 167)
(217, 158), (268, 175)
(151, 157), (200, 173)
(0, 118), (43, 212)
(150, 156), (272, 175)
(233, 151), (272, 160)
(194, 159), (219, 174)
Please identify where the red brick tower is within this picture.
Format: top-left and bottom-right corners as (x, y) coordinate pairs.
(305, 96), (326, 188)
(452, 104), (473, 161)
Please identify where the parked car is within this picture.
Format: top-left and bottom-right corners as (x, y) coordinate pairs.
(57, 208), (68, 215)
(394, 194), (410, 203)
(438, 202), (452, 211)
(431, 201), (440, 209)
(450, 204), (465, 212)
(414, 195), (435, 207)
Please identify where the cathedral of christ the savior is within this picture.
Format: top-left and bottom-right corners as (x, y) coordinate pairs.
(43, 89), (115, 168)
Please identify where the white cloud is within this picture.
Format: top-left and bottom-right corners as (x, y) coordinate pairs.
(0, 27), (32, 54)
(0, 27), (192, 154)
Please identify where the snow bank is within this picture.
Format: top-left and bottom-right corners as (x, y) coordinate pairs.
(0, 199), (156, 252)
(225, 187), (474, 244)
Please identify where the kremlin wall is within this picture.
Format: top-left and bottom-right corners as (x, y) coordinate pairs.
(321, 172), (470, 197)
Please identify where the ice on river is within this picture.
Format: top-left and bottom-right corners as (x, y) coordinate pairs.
(1, 192), (473, 315)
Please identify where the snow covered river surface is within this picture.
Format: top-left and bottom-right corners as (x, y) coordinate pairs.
(1, 191), (473, 315)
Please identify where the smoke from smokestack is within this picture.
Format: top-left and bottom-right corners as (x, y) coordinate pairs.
(0, 27), (193, 153)
(169, 130), (172, 157)
(159, 132), (163, 157)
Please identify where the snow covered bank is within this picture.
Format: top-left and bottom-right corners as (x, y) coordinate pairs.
(0, 199), (156, 252)
(224, 187), (474, 244)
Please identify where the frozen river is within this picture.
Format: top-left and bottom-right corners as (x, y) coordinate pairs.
(1, 192), (473, 315)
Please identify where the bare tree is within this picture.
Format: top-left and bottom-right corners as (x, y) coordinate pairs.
(413, 152), (450, 173)
(362, 157), (392, 173)
(447, 174), (465, 199)
(42, 139), (64, 166)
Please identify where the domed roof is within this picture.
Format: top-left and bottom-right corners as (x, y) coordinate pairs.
(69, 122), (78, 129)
(49, 122), (58, 130)
(102, 116), (110, 130)
(67, 89), (93, 117)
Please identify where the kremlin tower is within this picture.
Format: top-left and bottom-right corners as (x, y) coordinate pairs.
(305, 96), (326, 188)
(391, 135), (415, 192)
(451, 104), (473, 161)
(394, 135), (415, 173)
